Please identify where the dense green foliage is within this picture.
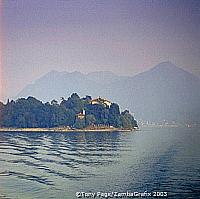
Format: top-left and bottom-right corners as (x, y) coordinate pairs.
(0, 93), (138, 129)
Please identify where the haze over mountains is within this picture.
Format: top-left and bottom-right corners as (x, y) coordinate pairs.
(17, 62), (200, 123)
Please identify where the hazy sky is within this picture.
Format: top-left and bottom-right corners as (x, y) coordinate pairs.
(1, 0), (200, 100)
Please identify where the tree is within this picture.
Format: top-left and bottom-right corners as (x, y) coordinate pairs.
(85, 104), (108, 125)
(51, 99), (58, 106)
(121, 110), (138, 128)
(85, 114), (96, 126)
(74, 118), (85, 129)
(108, 103), (121, 127)
(0, 102), (4, 127)
(61, 93), (83, 114)
(0, 94), (137, 129)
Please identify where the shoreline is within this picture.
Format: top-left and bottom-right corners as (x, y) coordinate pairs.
(0, 127), (134, 133)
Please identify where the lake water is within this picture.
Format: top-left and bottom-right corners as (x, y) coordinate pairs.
(0, 127), (199, 199)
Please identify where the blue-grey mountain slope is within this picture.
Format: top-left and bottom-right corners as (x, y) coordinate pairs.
(17, 62), (200, 123)
(109, 62), (200, 123)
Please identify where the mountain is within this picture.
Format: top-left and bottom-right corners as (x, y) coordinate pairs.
(17, 62), (200, 123)
(17, 70), (103, 102)
(17, 70), (128, 102)
(109, 62), (200, 123)
(86, 71), (129, 84)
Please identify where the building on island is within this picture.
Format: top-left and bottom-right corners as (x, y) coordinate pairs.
(77, 109), (86, 120)
(90, 97), (112, 108)
(76, 97), (112, 120)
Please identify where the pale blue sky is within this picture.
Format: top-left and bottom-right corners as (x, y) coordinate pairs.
(2, 0), (200, 100)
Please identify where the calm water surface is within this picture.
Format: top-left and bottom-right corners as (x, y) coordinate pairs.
(0, 127), (199, 199)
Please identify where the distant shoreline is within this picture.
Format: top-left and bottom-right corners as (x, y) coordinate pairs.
(0, 127), (134, 133)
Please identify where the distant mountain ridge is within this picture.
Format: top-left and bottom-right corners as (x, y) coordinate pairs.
(17, 62), (200, 123)
(17, 70), (129, 102)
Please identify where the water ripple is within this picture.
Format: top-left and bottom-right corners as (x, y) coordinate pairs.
(0, 128), (199, 199)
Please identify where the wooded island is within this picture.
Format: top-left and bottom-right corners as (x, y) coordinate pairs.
(0, 93), (138, 130)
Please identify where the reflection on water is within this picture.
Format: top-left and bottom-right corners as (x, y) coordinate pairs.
(0, 128), (200, 199)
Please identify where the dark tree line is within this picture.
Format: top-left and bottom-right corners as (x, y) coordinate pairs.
(0, 93), (138, 129)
